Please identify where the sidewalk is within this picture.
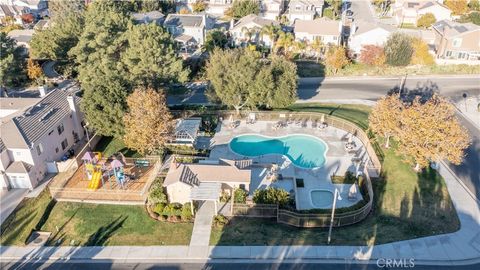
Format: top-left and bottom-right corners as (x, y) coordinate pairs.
(1, 154), (480, 265)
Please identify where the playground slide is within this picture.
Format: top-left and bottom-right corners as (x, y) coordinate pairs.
(88, 171), (102, 190)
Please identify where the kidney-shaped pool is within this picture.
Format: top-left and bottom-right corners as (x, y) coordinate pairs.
(229, 134), (328, 169)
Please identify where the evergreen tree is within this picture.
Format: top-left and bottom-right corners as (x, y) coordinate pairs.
(226, 0), (260, 19)
(0, 33), (26, 90)
(121, 23), (189, 89)
(71, 1), (132, 137)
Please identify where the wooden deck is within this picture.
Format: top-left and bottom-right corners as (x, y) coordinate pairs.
(49, 158), (161, 204)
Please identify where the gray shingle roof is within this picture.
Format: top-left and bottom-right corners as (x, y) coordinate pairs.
(0, 90), (80, 149)
(164, 14), (204, 28)
(132, 10), (164, 23)
(5, 161), (33, 174)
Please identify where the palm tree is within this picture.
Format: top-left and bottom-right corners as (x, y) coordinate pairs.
(260, 24), (281, 53)
(275, 31), (295, 59)
(241, 26), (261, 45)
(310, 38), (325, 62)
(294, 40), (307, 59)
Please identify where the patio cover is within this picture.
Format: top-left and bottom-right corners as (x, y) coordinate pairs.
(190, 182), (221, 201)
(189, 182), (222, 215)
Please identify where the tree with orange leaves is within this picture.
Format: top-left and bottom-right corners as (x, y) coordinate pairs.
(123, 88), (175, 155)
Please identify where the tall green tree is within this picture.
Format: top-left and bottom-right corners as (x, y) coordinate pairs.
(206, 48), (296, 113)
(120, 23), (189, 89)
(226, 0), (260, 19)
(204, 29), (229, 52)
(30, 0), (85, 60)
(385, 32), (413, 66)
(0, 33), (26, 90)
(71, 1), (132, 137)
(254, 56), (297, 109)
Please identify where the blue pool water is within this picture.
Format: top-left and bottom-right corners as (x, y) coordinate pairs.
(229, 134), (327, 168)
(311, 190), (334, 208)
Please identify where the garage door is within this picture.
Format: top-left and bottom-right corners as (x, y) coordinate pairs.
(8, 175), (30, 189)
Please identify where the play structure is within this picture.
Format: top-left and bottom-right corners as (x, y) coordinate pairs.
(81, 151), (130, 190)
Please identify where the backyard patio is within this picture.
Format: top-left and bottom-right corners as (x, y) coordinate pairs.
(207, 117), (369, 210)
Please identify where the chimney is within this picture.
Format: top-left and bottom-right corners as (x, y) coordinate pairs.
(67, 95), (84, 141)
(38, 86), (47, 97)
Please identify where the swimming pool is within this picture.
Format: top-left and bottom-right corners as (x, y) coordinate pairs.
(311, 190), (334, 208)
(229, 134), (328, 168)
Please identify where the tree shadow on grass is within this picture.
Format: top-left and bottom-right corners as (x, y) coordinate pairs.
(85, 216), (127, 246)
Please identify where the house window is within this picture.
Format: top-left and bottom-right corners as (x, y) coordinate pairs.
(57, 123), (64, 135)
(295, 5), (301, 11)
(446, 51), (452, 57)
(452, 38), (462, 48)
(61, 139), (68, 150)
(36, 143), (43, 155)
(55, 147), (59, 153)
(333, 36), (338, 40)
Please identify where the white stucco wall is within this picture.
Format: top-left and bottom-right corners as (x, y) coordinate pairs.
(349, 28), (391, 54)
(166, 182), (193, 204)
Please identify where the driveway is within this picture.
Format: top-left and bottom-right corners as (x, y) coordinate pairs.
(0, 188), (28, 226)
(350, 0), (377, 23)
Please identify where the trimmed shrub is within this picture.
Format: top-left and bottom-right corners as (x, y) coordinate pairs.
(213, 214), (228, 227)
(181, 203), (193, 221)
(153, 203), (166, 215)
(148, 178), (167, 205)
(252, 187), (290, 207)
(219, 191), (231, 202)
(385, 33), (413, 66)
(233, 188), (247, 203)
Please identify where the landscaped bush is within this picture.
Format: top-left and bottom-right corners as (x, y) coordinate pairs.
(148, 178), (168, 205)
(233, 188), (247, 203)
(213, 214), (228, 227)
(331, 171), (357, 184)
(153, 203), (166, 215)
(181, 203), (193, 221)
(219, 191), (231, 202)
(252, 187), (290, 207)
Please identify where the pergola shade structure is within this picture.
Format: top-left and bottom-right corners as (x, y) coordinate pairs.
(174, 117), (202, 144)
(189, 182), (222, 215)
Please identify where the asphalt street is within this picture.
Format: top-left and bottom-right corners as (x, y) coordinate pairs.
(167, 76), (480, 105)
(2, 261), (480, 270)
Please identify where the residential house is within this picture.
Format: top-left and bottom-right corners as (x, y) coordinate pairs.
(163, 14), (214, 50)
(33, 18), (48, 30)
(394, 1), (451, 26)
(0, 3), (30, 24)
(230, 14), (280, 47)
(400, 28), (436, 49)
(7, 29), (34, 54)
(432, 20), (480, 61)
(0, 0), (47, 17)
(175, 0), (233, 16)
(132, 10), (165, 25)
(261, 0), (285, 20)
(288, 0), (324, 22)
(163, 158), (252, 204)
(294, 17), (342, 45)
(0, 90), (85, 189)
(348, 20), (395, 55)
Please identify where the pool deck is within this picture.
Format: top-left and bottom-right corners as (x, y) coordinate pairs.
(209, 120), (366, 210)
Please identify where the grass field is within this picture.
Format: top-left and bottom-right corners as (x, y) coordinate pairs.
(1, 190), (193, 246)
(94, 136), (141, 158)
(210, 104), (460, 246)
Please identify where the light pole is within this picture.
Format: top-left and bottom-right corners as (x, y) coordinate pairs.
(399, 73), (408, 97)
(327, 188), (342, 244)
(463, 93), (468, 112)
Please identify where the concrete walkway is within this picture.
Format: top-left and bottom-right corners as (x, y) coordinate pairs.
(189, 201), (215, 247)
(0, 189), (28, 226)
(1, 160), (480, 265)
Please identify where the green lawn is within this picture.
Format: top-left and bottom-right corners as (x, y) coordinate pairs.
(94, 136), (141, 158)
(1, 190), (193, 246)
(210, 104), (460, 246)
(295, 60), (480, 78)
